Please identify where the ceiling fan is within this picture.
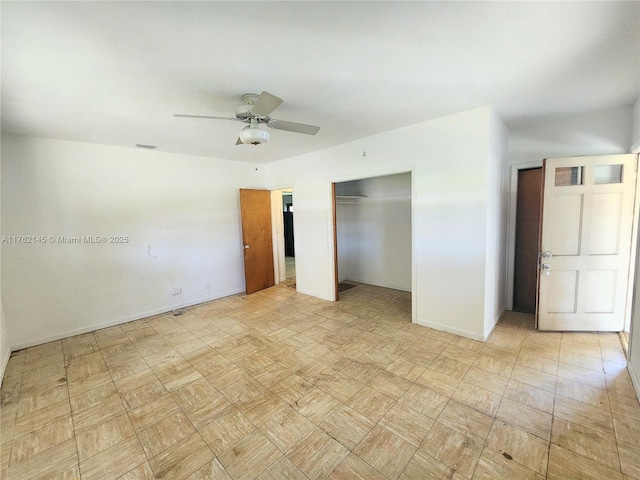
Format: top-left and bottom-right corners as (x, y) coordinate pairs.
(174, 91), (320, 145)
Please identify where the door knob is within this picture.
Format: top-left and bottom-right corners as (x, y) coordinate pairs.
(542, 251), (552, 258)
(243, 245), (250, 249)
(542, 263), (551, 276)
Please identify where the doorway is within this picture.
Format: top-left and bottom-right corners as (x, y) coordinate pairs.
(270, 188), (296, 287)
(333, 172), (412, 302)
(512, 167), (542, 314)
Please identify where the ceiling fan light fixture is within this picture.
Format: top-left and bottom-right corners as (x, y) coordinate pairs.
(239, 126), (270, 145)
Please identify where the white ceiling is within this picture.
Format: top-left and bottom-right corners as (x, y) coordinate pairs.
(2, 1), (638, 164)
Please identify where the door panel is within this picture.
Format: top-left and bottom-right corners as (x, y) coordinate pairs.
(239, 189), (275, 295)
(537, 154), (637, 331)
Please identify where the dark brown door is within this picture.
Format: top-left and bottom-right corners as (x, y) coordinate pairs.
(239, 189), (275, 294)
(513, 168), (542, 313)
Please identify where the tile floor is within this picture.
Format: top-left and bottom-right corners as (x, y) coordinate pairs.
(1, 282), (639, 479)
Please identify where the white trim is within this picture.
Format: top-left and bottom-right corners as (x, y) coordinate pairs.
(417, 318), (485, 342)
(624, 154), (640, 334)
(506, 161), (543, 311)
(9, 289), (244, 351)
(1, 349), (11, 386)
(628, 357), (640, 403)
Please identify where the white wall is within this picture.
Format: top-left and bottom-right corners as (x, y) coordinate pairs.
(336, 173), (412, 291)
(1, 134), (264, 349)
(628, 221), (640, 400)
(508, 105), (634, 167)
(484, 111), (510, 337)
(266, 106), (507, 340)
(633, 98), (640, 152)
(0, 161), (9, 380)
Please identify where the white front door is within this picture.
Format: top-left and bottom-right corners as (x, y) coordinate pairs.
(537, 154), (638, 331)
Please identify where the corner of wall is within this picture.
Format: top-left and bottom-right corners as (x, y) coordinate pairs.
(633, 97), (640, 153)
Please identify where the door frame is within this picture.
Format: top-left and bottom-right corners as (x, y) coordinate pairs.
(506, 161), (543, 311)
(329, 166), (417, 324)
(507, 156), (640, 334)
(270, 187), (294, 285)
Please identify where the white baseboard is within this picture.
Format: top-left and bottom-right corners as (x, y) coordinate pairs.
(416, 318), (485, 342)
(9, 289), (244, 352)
(629, 358), (640, 403)
(483, 306), (506, 341)
(0, 348), (11, 386)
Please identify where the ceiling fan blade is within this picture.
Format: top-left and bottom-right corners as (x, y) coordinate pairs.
(252, 91), (283, 117)
(174, 114), (241, 121)
(268, 119), (320, 135)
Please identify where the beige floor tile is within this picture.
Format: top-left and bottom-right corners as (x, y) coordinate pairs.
(398, 383), (448, 419)
(183, 391), (233, 429)
(353, 425), (417, 480)
(613, 412), (640, 447)
(13, 399), (70, 438)
(379, 402), (434, 447)
(462, 365), (509, 396)
(346, 385), (395, 422)
(120, 378), (167, 411)
(293, 387), (342, 424)
(287, 427), (349, 480)
(198, 407), (255, 455)
(504, 379), (555, 414)
(428, 355), (471, 380)
(556, 377), (610, 410)
(510, 364), (557, 393)
(496, 397), (552, 441)
(328, 453), (387, 480)
(16, 382), (69, 418)
(118, 461), (156, 479)
(170, 377), (219, 410)
(487, 419), (549, 474)
(367, 370), (413, 400)
(75, 413), (136, 462)
(414, 369), (461, 397)
(385, 357), (426, 382)
(473, 447), (545, 480)
(438, 400), (493, 443)
(138, 411), (196, 458)
(5, 286), (640, 480)
(260, 407), (316, 453)
(551, 416), (620, 471)
(79, 435), (146, 480)
(516, 350), (559, 375)
(257, 456), (307, 480)
(618, 440), (640, 479)
(547, 443), (624, 480)
(238, 391), (288, 426)
(319, 404), (376, 450)
(4, 438), (77, 480)
(553, 395), (614, 436)
(270, 374), (315, 404)
(219, 376), (269, 406)
(451, 382), (502, 417)
(217, 430), (282, 480)
(398, 449), (451, 480)
(185, 458), (232, 480)
(73, 395), (128, 433)
(127, 394), (180, 432)
(149, 433), (215, 480)
(472, 353), (514, 378)
(558, 362), (607, 388)
(419, 421), (482, 479)
(341, 359), (383, 383)
(10, 416), (74, 465)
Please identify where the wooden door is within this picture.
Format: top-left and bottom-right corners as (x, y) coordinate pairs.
(537, 155), (637, 330)
(239, 189), (275, 294)
(513, 168), (542, 314)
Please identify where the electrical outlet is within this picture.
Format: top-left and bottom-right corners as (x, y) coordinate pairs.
(171, 287), (182, 295)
